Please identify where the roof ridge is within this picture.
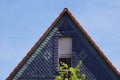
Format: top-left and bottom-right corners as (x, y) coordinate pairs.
(63, 8), (68, 11)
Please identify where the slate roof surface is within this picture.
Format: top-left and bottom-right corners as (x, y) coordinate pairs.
(6, 8), (120, 80)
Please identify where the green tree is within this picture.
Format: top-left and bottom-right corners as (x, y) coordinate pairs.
(55, 61), (85, 80)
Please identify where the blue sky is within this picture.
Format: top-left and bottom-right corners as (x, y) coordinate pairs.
(0, 0), (120, 80)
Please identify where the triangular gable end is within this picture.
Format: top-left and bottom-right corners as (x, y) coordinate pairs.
(7, 8), (120, 80)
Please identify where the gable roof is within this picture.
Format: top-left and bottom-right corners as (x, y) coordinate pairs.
(6, 8), (120, 80)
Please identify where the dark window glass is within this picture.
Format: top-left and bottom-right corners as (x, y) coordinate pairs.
(59, 58), (71, 67)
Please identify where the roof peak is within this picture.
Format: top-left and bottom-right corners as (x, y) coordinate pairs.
(63, 8), (68, 11)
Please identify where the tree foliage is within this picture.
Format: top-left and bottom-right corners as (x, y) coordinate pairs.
(55, 61), (85, 80)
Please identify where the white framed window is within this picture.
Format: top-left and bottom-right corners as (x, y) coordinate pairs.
(58, 37), (72, 67)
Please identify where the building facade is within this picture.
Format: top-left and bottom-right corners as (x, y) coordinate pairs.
(7, 8), (120, 80)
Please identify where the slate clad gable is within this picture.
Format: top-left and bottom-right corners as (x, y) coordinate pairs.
(7, 8), (120, 80)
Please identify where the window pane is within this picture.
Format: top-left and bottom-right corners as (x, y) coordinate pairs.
(59, 58), (71, 67)
(59, 37), (72, 55)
